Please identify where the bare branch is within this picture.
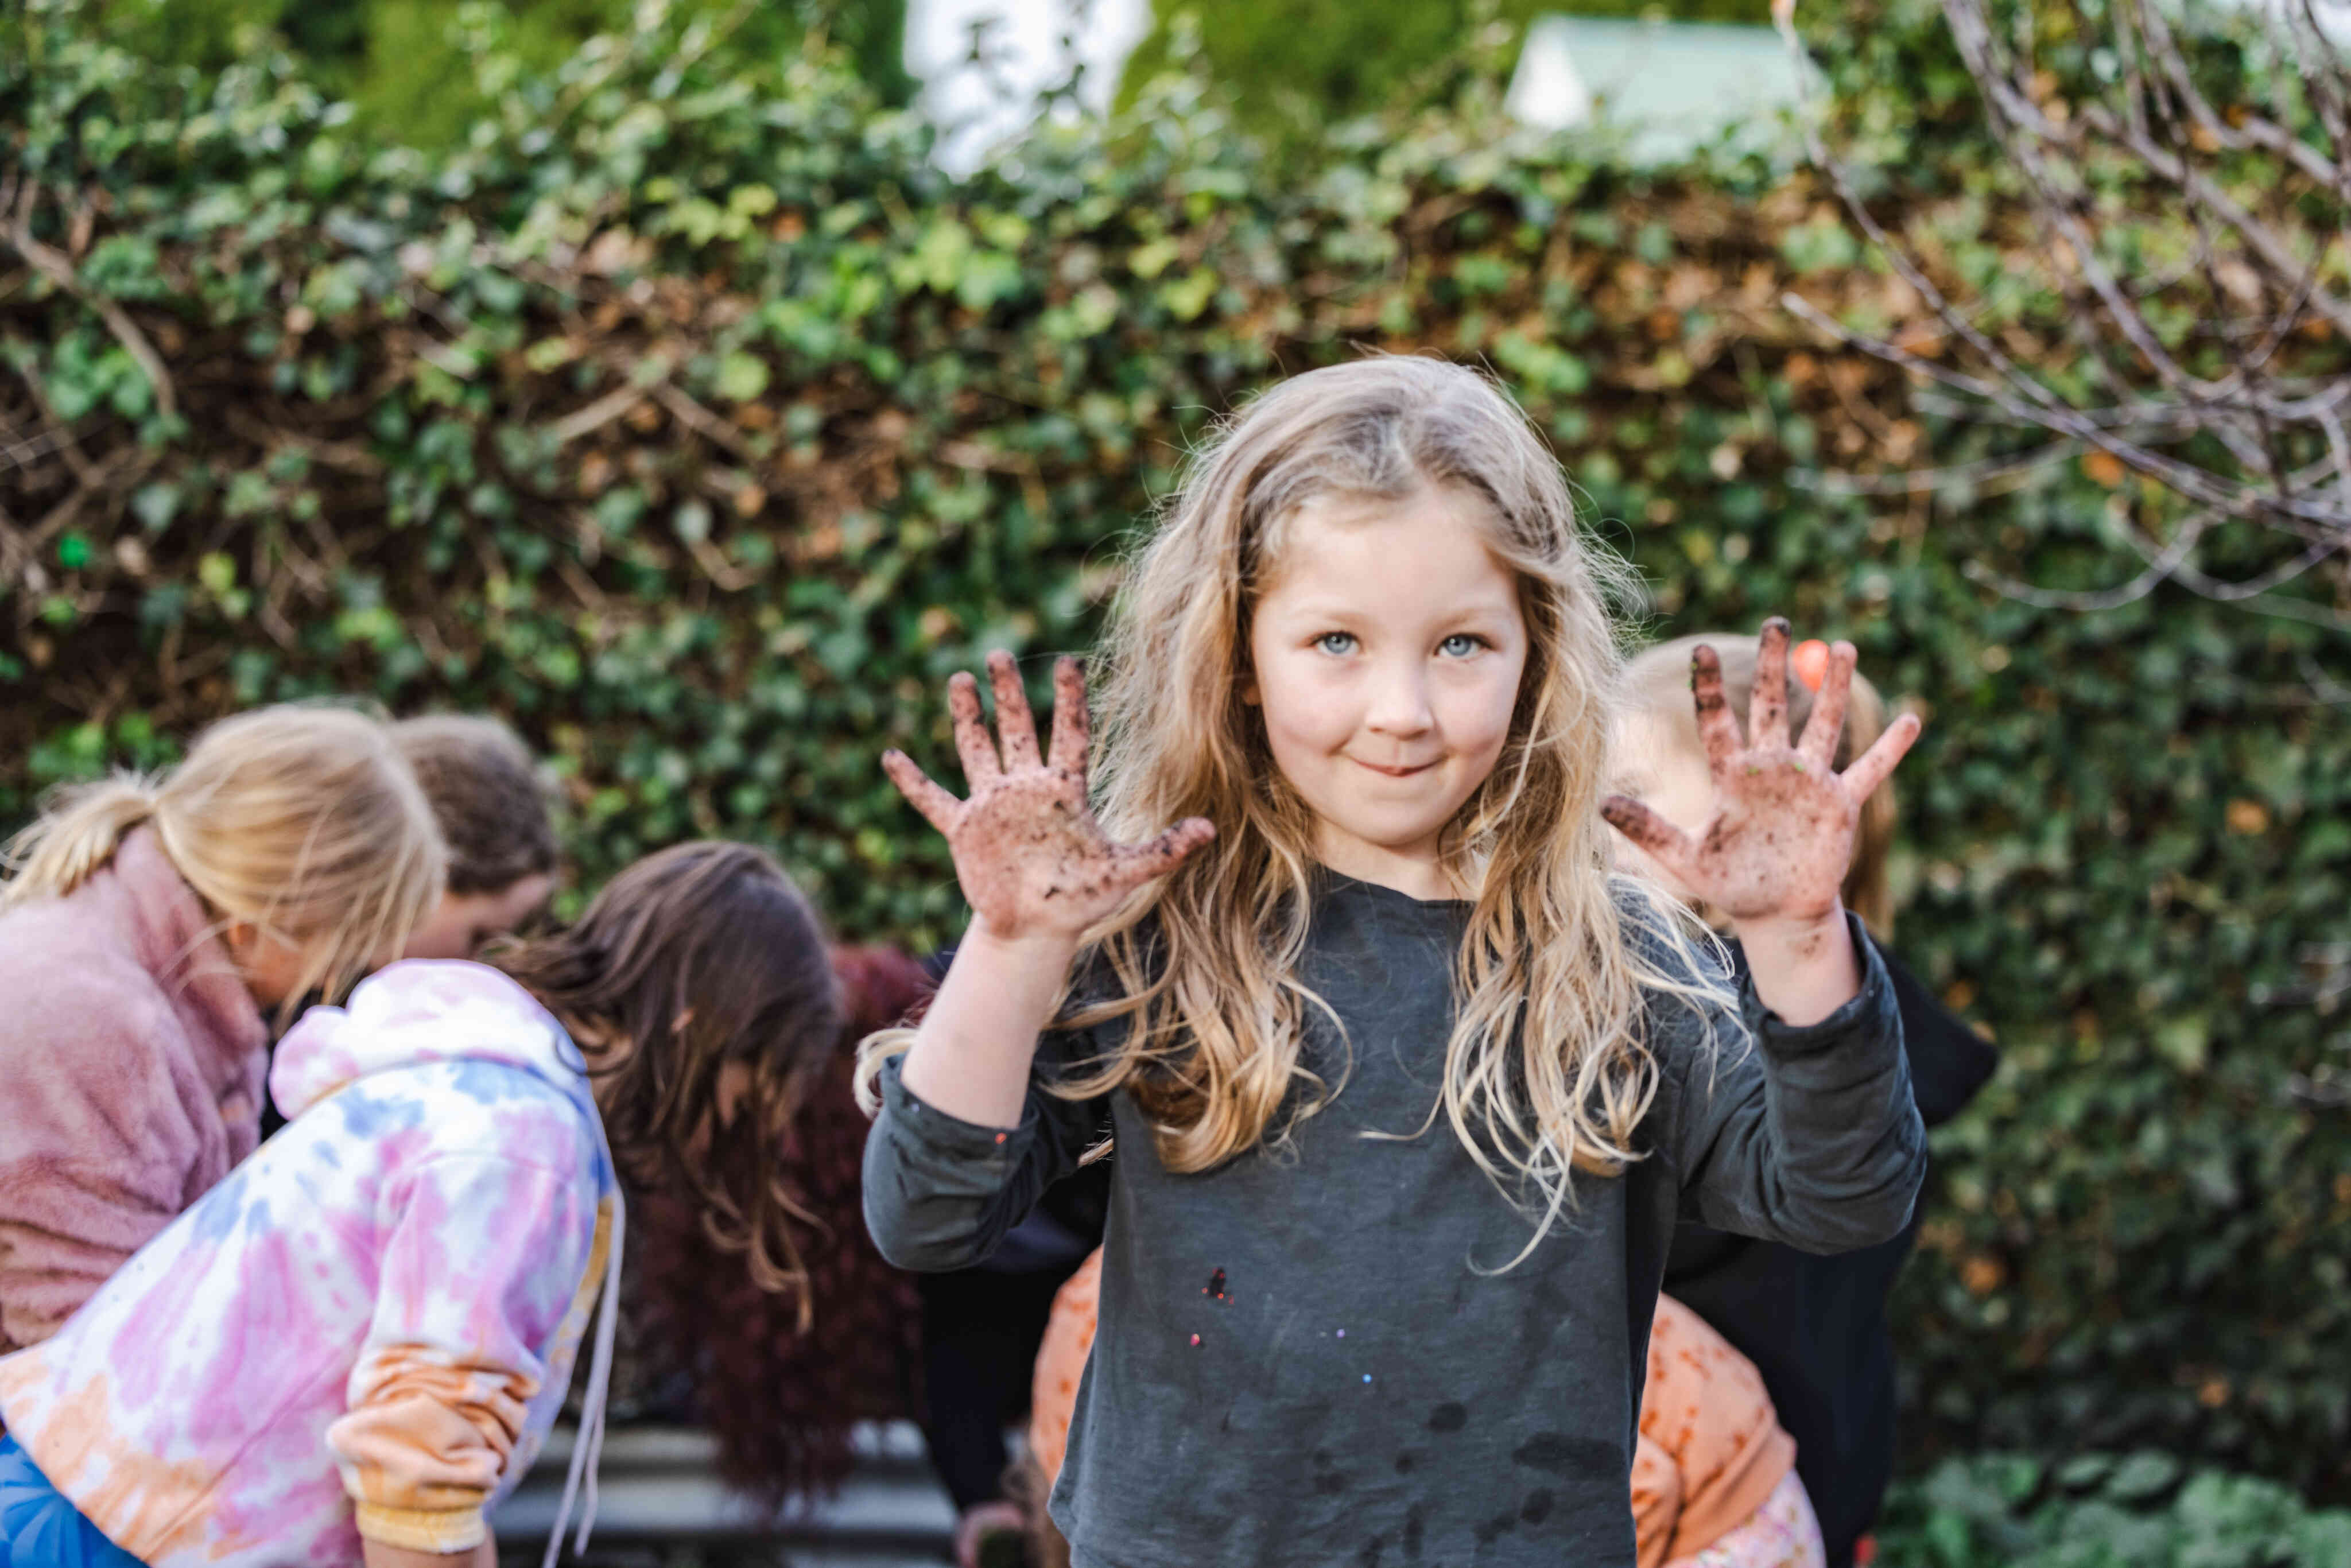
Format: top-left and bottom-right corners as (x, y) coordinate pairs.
(3, 182), (179, 421)
(1778, 0), (2351, 615)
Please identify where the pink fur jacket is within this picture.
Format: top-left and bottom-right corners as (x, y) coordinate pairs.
(0, 828), (267, 1352)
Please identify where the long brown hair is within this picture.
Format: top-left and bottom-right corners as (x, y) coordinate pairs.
(492, 841), (845, 1322)
(626, 945), (930, 1502)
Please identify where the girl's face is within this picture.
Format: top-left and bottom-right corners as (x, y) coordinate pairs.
(1246, 483), (1528, 899)
(224, 922), (397, 1010)
(403, 872), (556, 961)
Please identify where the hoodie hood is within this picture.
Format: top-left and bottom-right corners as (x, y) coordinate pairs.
(271, 960), (590, 1124)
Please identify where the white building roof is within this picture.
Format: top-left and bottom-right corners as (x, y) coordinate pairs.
(1506, 15), (1816, 161)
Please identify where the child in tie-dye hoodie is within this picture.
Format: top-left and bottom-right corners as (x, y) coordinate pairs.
(0, 841), (846, 1568)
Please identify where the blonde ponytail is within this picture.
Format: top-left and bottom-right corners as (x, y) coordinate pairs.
(2, 775), (166, 907)
(2, 706), (448, 1017)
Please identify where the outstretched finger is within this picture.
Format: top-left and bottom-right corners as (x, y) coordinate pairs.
(1838, 710), (1922, 803)
(949, 670), (1002, 787)
(883, 750), (963, 836)
(988, 651), (1042, 770)
(1752, 618), (1793, 749)
(1108, 816), (1217, 891)
(1600, 795), (1698, 883)
(1692, 645), (1742, 779)
(1797, 640), (1857, 771)
(1047, 655), (1092, 777)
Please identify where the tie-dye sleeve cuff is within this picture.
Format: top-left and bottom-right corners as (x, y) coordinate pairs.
(353, 1500), (489, 1553)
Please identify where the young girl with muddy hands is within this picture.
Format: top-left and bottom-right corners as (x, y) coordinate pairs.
(859, 357), (1927, 1568)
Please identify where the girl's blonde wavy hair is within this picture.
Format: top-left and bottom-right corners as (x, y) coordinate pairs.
(873, 356), (1728, 1255)
(2, 705), (446, 1020)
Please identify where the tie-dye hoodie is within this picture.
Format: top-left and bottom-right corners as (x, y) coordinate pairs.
(0, 960), (624, 1567)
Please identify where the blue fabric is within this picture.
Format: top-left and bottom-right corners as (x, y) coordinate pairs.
(0, 1437), (141, 1568)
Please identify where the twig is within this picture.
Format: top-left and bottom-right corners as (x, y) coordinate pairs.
(651, 382), (760, 460)
(545, 383), (647, 445)
(4, 181), (179, 420)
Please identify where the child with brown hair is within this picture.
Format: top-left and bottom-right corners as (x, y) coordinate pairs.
(1612, 632), (1998, 1568)
(0, 705), (444, 1354)
(0, 841), (848, 1568)
(392, 715), (561, 961)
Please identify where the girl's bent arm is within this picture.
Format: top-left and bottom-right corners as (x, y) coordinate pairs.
(861, 977), (1108, 1272)
(331, 1151), (603, 1555)
(1671, 917), (1926, 1256)
(898, 921), (1081, 1129)
(864, 653), (1210, 1271)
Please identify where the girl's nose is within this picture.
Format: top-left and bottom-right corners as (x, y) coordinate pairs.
(1363, 659), (1436, 737)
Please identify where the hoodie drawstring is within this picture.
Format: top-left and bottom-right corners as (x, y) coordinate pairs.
(541, 1179), (625, 1567)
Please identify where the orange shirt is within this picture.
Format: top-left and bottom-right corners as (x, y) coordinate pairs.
(1027, 1249), (1101, 1488)
(1630, 1295), (1798, 1567)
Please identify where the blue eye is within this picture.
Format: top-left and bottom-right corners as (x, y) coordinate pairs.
(1438, 634), (1486, 657)
(1314, 632), (1358, 655)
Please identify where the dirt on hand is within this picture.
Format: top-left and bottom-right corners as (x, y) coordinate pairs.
(1600, 618), (1921, 924)
(882, 651), (1215, 941)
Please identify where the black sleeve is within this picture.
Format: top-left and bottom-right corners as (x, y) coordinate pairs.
(1879, 944), (1999, 1128)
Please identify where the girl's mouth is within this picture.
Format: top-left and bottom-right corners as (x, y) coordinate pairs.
(1351, 756), (1440, 778)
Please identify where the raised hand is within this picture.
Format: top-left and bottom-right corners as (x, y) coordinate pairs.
(883, 651), (1216, 943)
(1601, 618), (1921, 926)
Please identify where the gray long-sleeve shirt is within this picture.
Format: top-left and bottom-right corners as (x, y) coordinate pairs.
(864, 875), (1924, 1568)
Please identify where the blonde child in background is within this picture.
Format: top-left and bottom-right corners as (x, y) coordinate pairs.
(393, 715), (561, 961)
(254, 713), (562, 1146)
(0, 706), (443, 1354)
(1615, 634), (1997, 1568)
(0, 842), (848, 1568)
(860, 356), (1925, 1567)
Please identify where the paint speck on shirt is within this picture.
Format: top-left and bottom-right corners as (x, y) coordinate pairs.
(1190, 1333), (1201, 1347)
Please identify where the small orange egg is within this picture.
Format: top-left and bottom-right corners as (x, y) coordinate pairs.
(1792, 638), (1832, 692)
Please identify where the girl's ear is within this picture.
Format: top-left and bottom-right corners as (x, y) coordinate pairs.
(670, 1006), (696, 1035)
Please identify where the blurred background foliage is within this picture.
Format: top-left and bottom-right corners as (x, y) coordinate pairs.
(2, 0), (2348, 1539)
(83, 0), (914, 144)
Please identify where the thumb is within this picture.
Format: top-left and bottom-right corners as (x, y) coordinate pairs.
(1601, 796), (1697, 881)
(1108, 817), (1217, 892)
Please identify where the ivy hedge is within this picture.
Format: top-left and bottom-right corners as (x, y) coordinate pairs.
(1876, 1451), (2351, 1568)
(2, 0), (2345, 1498)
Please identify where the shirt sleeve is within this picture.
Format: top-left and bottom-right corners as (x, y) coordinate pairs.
(326, 1150), (604, 1553)
(1665, 914), (1927, 1255)
(861, 1019), (1114, 1274)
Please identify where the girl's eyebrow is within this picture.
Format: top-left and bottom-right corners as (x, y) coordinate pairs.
(1271, 595), (1519, 622)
